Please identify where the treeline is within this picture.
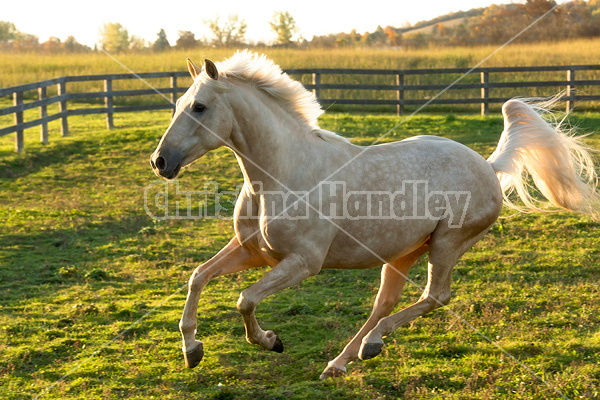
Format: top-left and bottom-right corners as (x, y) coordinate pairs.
(0, 21), (91, 53)
(0, 12), (298, 54)
(1, 1), (599, 54)
(414, 0), (600, 47)
(320, 0), (600, 48)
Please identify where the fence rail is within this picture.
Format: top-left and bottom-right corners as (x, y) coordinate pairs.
(1, 65), (600, 152)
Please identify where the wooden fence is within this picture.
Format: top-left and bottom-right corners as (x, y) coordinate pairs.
(1, 65), (599, 152)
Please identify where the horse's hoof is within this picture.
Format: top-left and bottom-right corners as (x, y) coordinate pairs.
(271, 336), (284, 353)
(319, 365), (346, 379)
(183, 343), (204, 368)
(359, 342), (383, 360)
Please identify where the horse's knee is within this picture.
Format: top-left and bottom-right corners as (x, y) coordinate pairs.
(189, 279), (201, 294)
(188, 271), (208, 293)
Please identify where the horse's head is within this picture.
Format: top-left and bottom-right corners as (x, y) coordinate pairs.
(150, 58), (232, 179)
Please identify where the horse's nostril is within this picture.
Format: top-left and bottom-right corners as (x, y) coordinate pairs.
(155, 156), (166, 171)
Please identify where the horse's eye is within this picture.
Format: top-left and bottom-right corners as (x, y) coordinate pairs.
(192, 102), (206, 113)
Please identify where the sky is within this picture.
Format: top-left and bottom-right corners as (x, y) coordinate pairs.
(4, 0), (523, 47)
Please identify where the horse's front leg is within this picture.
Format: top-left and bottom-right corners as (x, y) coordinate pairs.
(236, 253), (321, 352)
(180, 237), (265, 368)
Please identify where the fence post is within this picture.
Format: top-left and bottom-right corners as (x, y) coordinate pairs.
(104, 79), (114, 129)
(14, 91), (23, 153)
(312, 72), (320, 101)
(566, 69), (575, 113)
(170, 74), (178, 117)
(480, 71), (489, 116)
(396, 73), (405, 116)
(58, 80), (69, 136)
(38, 86), (48, 144)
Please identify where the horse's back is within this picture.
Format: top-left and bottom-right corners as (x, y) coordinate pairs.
(364, 134), (503, 223)
(352, 135), (498, 193)
(321, 135), (503, 269)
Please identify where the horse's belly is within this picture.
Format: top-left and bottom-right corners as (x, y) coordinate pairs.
(321, 218), (435, 269)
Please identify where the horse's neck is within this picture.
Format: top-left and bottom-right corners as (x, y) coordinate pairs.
(228, 90), (315, 190)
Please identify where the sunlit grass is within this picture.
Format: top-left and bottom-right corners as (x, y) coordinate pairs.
(2, 39), (599, 107)
(2, 39), (600, 88)
(0, 108), (599, 399)
(2, 39), (599, 132)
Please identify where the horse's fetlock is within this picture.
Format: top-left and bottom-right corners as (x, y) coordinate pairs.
(422, 292), (451, 309)
(439, 293), (451, 306)
(179, 320), (196, 334)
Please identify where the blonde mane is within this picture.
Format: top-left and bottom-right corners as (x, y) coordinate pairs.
(213, 50), (349, 145)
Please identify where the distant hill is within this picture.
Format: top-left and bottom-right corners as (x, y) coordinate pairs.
(400, 7), (486, 35)
(305, 0), (600, 48)
(402, 17), (471, 36)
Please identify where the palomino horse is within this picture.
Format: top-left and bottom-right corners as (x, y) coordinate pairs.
(150, 51), (599, 378)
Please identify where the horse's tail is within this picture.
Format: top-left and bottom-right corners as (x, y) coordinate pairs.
(487, 97), (600, 220)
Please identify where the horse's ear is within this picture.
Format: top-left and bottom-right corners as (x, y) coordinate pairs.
(187, 58), (202, 79)
(204, 59), (219, 80)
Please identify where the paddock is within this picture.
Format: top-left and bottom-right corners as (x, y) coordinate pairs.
(1, 105), (599, 398)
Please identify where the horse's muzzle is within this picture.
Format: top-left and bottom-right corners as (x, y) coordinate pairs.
(150, 150), (182, 180)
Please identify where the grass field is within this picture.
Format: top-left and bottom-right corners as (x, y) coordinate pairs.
(2, 39), (600, 116)
(1, 104), (599, 399)
(2, 39), (600, 87)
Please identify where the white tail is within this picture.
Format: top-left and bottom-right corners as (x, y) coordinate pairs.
(487, 98), (600, 220)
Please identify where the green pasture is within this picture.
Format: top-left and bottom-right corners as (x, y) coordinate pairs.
(0, 105), (599, 399)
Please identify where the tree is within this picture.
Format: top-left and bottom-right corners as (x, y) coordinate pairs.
(99, 22), (130, 53)
(153, 28), (170, 51)
(370, 25), (388, 46)
(403, 32), (428, 49)
(41, 37), (62, 53)
(205, 15), (247, 47)
(41, 36), (89, 53)
(450, 22), (470, 45)
(269, 11), (297, 45)
(361, 32), (373, 46)
(176, 31), (198, 49)
(0, 21), (18, 42)
(384, 26), (402, 47)
(12, 32), (39, 52)
(349, 29), (362, 46)
(129, 35), (147, 51)
(63, 36), (90, 52)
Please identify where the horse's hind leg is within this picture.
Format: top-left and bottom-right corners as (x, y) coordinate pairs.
(358, 224), (493, 361)
(320, 244), (428, 379)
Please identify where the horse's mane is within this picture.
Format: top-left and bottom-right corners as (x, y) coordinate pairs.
(214, 50), (350, 145)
